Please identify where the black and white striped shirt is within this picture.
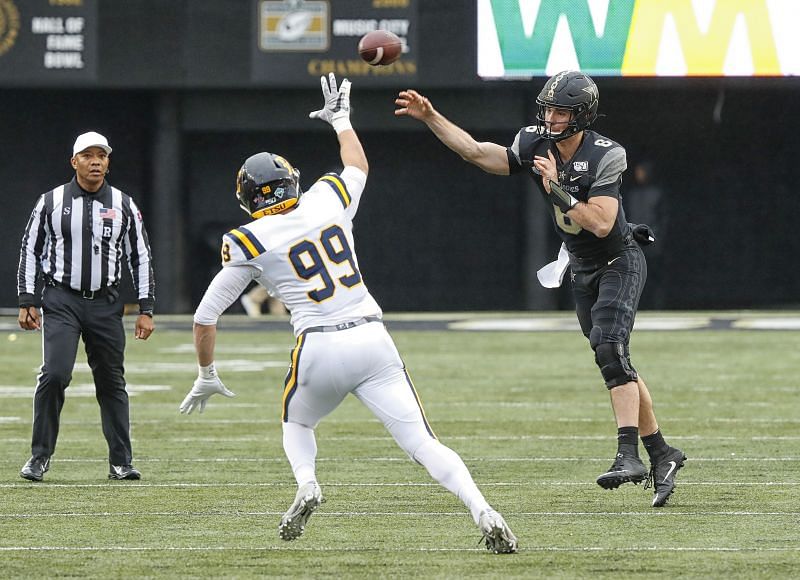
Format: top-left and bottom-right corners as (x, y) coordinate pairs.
(18, 177), (155, 310)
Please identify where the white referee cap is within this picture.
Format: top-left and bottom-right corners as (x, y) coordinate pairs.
(72, 131), (112, 156)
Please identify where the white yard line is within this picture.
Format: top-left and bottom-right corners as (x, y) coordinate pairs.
(0, 510), (798, 518)
(0, 456), (799, 464)
(0, 481), (798, 489)
(5, 434), (799, 443)
(0, 545), (797, 553)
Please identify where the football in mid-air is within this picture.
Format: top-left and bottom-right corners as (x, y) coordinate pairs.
(358, 30), (402, 66)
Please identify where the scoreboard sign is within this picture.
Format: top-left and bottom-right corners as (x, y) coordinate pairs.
(251, 0), (417, 86)
(0, 0), (97, 84)
(478, 0), (800, 78)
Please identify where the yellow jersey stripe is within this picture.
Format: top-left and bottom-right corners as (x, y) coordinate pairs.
(320, 174), (351, 209)
(226, 227), (264, 259)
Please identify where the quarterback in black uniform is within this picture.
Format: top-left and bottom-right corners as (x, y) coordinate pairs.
(395, 71), (686, 507)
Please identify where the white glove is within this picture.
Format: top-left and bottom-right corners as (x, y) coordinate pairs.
(180, 365), (236, 414)
(309, 72), (352, 133)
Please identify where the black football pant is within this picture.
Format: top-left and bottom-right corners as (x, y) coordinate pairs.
(31, 285), (132, 466)
(571, 242), (647, 347)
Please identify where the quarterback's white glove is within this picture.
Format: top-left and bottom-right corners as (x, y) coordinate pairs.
(180, 369), (236, 415)
(309, 72), (352, 134)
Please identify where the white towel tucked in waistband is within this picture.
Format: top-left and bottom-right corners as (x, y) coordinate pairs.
(536, 243), (570, 288)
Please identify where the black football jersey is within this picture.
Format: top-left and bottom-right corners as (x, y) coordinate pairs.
(507, 126), (631, 261)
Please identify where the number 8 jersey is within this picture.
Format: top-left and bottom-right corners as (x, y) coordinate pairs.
(508, 126), (631, 262)
(195, 166), (381, 336)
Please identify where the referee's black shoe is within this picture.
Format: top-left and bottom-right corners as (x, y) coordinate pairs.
(20, 456), (50, 482)
(109, 464), (141, 480)
(596, 452), (647, 489)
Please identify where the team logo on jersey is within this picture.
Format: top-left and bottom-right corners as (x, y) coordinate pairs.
(573, 161), (588, 172)
(63, 206), (71, 215)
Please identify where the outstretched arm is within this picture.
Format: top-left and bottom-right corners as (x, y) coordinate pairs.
(395, 89), (509, 175)
(310, 73), (368, 175)
(337, 127), (368, 175)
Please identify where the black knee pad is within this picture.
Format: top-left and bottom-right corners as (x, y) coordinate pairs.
(594, 342), (637, 389)
(589, 326), (603, 350)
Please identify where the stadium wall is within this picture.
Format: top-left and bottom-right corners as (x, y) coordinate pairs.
(1, 1), (798, 312)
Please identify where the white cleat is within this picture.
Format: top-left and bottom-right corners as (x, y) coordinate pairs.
(478, 509), (518, 554)
(278, 482), (323, 541)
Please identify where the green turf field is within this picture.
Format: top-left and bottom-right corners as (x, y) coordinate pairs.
(1, 315), (798, 578)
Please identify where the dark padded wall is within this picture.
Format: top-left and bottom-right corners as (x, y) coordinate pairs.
(2, 0), (799, 312)
(184, 130), (525, 311)
(0, 90), (154, 307)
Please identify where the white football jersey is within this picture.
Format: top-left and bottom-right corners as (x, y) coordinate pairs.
(217, 166), (381, 335)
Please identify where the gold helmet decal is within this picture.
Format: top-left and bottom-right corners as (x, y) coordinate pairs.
(274, 155), (294, 173)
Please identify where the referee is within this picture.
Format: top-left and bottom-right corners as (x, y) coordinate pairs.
(17, 131), (155, 482)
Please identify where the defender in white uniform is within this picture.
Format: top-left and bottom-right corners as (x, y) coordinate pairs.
(180, 74), (517, 554)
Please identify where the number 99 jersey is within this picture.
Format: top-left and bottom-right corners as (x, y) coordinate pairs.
(217, 166), (381, 335)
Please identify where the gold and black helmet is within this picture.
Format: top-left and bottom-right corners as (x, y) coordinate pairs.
(235, 152), (301, 218)
(535, 70), (599, 141)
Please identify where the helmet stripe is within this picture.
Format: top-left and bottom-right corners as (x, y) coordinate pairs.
(319, 174), (351, 209)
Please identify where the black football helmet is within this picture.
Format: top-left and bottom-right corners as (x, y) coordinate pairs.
(535, 70), (599, 141)
(236, 152), (301, 218)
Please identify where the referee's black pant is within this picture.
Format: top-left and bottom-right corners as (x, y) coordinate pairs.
(31, 285), (133, 466)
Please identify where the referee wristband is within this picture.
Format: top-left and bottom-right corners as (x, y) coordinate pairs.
(139, 309), (154, 318)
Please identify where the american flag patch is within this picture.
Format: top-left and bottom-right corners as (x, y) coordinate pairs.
(99, 207), (117, 220)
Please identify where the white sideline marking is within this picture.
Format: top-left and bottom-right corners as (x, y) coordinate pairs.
(0, 510), (797, 518)
(0, 456), (798, 464)
(0, 546), (797, 553)
(0, 384), (171, 398)
(733, 317), (800, 330)
(53, 416), (800, 425)
(74, 360), (286, 373)
(5, 434), (800, 443)
(0, 481), (798, 489)
(449, 317), (712, 332)
(158, 344), (288, 354)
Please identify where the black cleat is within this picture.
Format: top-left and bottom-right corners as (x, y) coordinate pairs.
(109, 464), (141, 480)
(646, 447), (686, 507)
(20, 456), (50, 482)
(596, 453), (648, 489)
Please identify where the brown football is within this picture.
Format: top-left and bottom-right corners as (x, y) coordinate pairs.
(358, 30), (402, 66)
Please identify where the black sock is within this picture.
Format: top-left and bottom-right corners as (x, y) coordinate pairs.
(617, 426), (639, 456)
(642, 429), (669, 460)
